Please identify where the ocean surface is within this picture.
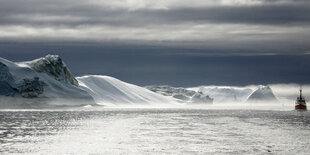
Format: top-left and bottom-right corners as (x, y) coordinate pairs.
(0, 107), (310, 154)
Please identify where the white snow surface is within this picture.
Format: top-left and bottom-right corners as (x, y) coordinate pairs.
(77, 75), (178, 106)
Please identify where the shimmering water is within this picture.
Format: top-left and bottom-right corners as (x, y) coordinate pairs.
(0, 108), (310, 154)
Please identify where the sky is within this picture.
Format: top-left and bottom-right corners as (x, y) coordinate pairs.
(0, 0), (309, 87)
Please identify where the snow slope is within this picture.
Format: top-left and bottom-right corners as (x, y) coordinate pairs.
(0, 55), (95, 108)
(77, 75), (177, 106)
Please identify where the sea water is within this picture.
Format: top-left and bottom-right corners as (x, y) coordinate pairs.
(0, 107), (310, 154)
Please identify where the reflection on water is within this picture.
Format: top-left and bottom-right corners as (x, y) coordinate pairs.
(0, 109), (310, 154)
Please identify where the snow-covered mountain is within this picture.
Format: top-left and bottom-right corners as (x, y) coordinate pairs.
(77, 75), (177, 106)
(0, 55), (95, 108)
(246, 85), (278, 103)
(0, 55), (179, 108)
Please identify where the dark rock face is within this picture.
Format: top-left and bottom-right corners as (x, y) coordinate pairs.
(146, 85), (196, 97)
(0, 82), (18, 96)
(17, 77), (45, 98)
(173, 94), (190, 101)
(146, 85), (195, 102)
(191, 92), (213, 104)
(0, 62), (17, 96)
(0, 62), (14, 84)
(27, 55), (79, 86)
(1, 61), (46, 98)
(247, 85), (278, 103)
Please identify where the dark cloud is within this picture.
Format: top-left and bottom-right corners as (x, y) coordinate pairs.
(0, 0), (309, 27)
(159, 5), (310, 25)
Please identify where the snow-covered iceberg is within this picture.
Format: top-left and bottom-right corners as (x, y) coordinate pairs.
(0, 55), (95, 108)
(246, 85), (279, 103)
(77, 75), (177, 106)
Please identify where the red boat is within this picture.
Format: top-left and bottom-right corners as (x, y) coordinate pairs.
(295, 87), (307, 110)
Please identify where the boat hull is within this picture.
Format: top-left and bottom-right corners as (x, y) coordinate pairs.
(295, 104), (307, 110)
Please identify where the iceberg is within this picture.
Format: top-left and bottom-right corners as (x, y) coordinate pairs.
(246, 85), (279, 103)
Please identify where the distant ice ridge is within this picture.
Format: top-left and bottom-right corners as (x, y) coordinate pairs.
(77, 75), (178, 106)
(188, 86), (254, 103)
(0, 55), (95, 108)
(147, 84), (308, 104)
(146, 85), (213, 104)
(146, 85), (280, 104)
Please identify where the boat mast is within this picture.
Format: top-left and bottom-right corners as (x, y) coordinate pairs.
(300, 86), (302, 99)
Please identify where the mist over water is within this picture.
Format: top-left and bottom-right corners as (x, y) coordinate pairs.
(1, 106), (309, 154)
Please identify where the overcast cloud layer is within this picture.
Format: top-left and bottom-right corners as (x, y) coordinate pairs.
(0, 0), (310, 54)
(0, 0), (310, 86)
